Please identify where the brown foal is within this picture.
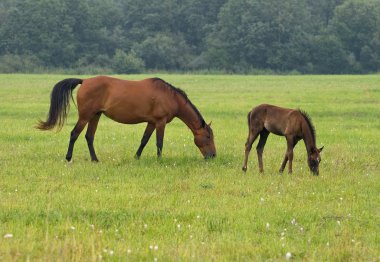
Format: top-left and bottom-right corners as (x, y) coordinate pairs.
(37, 76), (216, 162)
(242, 104), (323, 175)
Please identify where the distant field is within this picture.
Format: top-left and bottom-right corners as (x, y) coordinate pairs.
(0, 74), (379, 260)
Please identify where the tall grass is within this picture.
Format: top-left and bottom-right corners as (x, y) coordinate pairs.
(0, 74), (379, 260)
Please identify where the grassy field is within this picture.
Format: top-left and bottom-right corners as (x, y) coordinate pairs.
(0, 74), (379, 261)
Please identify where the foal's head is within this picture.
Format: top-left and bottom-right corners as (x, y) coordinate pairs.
(308, 146), (324, 175)
(194, 122), (216, 159)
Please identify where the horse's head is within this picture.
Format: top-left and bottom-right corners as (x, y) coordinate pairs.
(194, 122), (216, 159)
(308, 146), (324, 175)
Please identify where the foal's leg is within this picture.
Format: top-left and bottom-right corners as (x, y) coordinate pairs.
(85, 112), (102, 162)
(256, 130), (269, 173)
(279, 136), (295, 174)
(155, 121), (166, 157)
(135, 122), (155, 159)
(66, 118), (88, 162)
(242, 128), (260, 172)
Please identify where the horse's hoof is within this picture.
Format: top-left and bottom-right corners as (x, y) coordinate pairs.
(242, 166), (247, 172)
(134, 155), (140, 160)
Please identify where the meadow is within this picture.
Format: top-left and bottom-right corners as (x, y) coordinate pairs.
(0, 74), (379, 261)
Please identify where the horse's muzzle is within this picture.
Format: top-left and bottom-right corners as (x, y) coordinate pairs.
(205, 153), (216, 159)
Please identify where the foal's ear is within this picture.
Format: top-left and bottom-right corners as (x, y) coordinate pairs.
(318, 146), (324, 153)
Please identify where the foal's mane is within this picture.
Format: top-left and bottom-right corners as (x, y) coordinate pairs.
(299, 109), (316, 144)
(152, 78), (206, 127)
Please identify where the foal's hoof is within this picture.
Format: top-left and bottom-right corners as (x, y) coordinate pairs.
(134, 154), (140, 160)
(242, 166), (247, 172)
(91, 159), (99, 163)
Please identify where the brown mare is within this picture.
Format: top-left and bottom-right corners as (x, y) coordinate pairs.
(37, 76), (216, 161)
(242, 104), (323, 175)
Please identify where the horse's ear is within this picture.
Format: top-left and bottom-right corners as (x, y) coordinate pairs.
(208, 121), (212, 126)
(318, 146), (324, 153)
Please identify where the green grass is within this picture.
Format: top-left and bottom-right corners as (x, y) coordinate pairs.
(0, 74), (379, 261)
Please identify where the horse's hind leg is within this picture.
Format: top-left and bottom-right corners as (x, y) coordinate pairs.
(85, 112), (102, 162)
(256, 129), (269, 173)
(242, 128), (260, 172)
(66, 118), (88, 162)
(135, 122), (155, 159)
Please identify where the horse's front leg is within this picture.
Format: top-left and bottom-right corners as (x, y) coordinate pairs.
(279, 155), (288, 174)
(287, 148), (294, 174)
(155, 120), (166, 157)
(135, 122), (155, 159)
(280, 136), (295, 174)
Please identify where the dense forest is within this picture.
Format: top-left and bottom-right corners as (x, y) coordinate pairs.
(0, 0), (379, 74)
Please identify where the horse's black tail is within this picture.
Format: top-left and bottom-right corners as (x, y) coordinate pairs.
(37, 78), (83, 131)
(247, 111), (251, 128)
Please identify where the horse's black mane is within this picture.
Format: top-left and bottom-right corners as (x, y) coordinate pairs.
(152, 78), (206, 127)
(299, 109), (316, 144)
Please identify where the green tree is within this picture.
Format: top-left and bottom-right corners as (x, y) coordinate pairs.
(134, 33), (192, 70)
(206, 0), (314, 72)
(330, 0), (380, 72)
(310, 35), (349, 74)
(112, 49), (145, 74)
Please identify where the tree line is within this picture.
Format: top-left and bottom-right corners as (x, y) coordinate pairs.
(0, 0), (379, 74)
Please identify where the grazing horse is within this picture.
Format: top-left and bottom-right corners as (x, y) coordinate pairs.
(37, 76), (216, 161)
(242, 104), (323, 175)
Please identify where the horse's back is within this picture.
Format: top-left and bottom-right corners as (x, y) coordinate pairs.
(77, 76), (178, 124)
(249, 104), (301, 136)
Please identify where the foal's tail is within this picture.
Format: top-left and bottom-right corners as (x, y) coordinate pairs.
(36, 78), (83, 131)
(247, 111), (251, 128)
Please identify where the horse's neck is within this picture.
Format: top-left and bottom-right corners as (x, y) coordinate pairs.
(302, 121), (316, 155)
(176, 100), (202, 134)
